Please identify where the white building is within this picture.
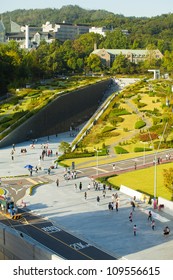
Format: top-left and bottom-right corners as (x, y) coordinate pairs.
(89, 26), (109, 37)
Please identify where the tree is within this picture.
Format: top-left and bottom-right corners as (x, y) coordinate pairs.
(100, 29), (128, 49)
(86, 54), (102, 72)
(110, 53), (132, 74)
(58, 141), (71, 154)
(163, 168), (173, 201)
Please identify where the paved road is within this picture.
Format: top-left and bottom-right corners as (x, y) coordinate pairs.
(0, 210), (116, 260)
(77, 149), (173, 178)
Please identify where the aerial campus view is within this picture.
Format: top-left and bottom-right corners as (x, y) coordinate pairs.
(1, 2), (173, 263)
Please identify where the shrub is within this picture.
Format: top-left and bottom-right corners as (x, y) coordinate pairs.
(139, 132), (158, 142)
(135, 120), (146, 129)
(109, 108), (130, 117)
(102, 126), (115, 133)
(114, 146), (129, 154)
(134, 147), (152, 152)
(58, 152), (95, 161)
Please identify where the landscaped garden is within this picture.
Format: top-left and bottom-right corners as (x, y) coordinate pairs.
(57, 78), (173, 201)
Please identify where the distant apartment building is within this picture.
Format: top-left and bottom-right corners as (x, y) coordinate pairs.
(89, 26), (129, 37)
(42, 21), (89, 41)
(91, 48), (163, 67)
(2, 20), (90, 48)
(89, 26), (109, 37)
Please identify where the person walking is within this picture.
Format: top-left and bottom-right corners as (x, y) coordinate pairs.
(129, 211), (133, 222)
(48, 168), (51, 175)
(133, 224), (137, 236)
(84, 192), (87, 200)
(148, 210), (152, 221)
(151, 220), (155, 230)
(115, 199), (119, 212)
(56, 178), (59, 187)
(79, 182), (82, 191)
(131, 200), (135, 211)
(97, 196), (100, 205)
(102, 189), (106, 198)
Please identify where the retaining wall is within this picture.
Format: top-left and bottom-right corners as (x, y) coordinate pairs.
(0, 223), (63, 260)
(0, 79), (111, 148)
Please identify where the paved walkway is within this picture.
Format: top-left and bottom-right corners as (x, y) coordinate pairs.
(0, 131), (173, 260)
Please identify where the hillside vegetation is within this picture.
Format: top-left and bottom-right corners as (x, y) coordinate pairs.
(1, 5), (173, 53)
(61, 78), (173, 169)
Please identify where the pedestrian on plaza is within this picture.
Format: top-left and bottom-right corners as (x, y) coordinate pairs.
(131, 200), (135, 211)
(148, 210), (152, 221)
(134, 162), (137, 170)
(151, 220), (155, 230)
(29, 168), (32, 176)
(84, 192), (87, 200)
(115, 199), (119, 212)
(108, 202), (114, 210)
(163, 226), (170, 235)
(133, 224), (137, 236)
(56, 178), (59, 187)
(48, 168), (51, 175)
(79, 182), (82, 191)
(112, 163), (115, 170)
(129, 211), (133, 222)
(87, 183), (91, 190)
(97, 196), (100, 205)
(74, 183), (77, 191)
(35, 166), (38, 173)
(102, 189), (106, 198)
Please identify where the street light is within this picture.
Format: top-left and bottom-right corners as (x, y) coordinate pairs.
(140, 141), (148, 165)
(94, 148), (100, 176)
(154, 153), (157, 199)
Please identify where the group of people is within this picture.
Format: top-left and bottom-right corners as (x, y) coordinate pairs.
(130, 208), (170, 236)
(64, 168), (77, 180)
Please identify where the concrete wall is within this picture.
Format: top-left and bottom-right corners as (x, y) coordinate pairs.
(0, 79), (111, 148)
(120, 185), (150, 203)
(0, 223), (63, 260)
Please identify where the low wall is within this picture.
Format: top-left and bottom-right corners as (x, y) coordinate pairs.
(0, 79), (111, 148)
(0, 223), (63, 260)
(120, 185), (150, 203)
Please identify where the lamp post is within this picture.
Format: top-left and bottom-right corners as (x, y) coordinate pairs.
(154, 153), (157, 199)
(94, 148), (99, 176)
(140, 141), (148, 165)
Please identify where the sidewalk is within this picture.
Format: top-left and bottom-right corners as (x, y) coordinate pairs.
(0, 131), (173, 260)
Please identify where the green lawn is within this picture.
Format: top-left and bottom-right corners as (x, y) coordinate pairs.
(108, 162), (173, 201)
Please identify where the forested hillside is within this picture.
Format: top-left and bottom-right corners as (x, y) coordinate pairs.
(1, 5), (173, 52)
(1, 5), (173, 96)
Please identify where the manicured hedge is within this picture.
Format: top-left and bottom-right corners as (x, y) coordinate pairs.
(114, 146), (129, 154)
(102, 126), (115, 133)
(58, 152), (95, 161)
(135, 120), (146, 129)
(134, 147), (152, 152)
(58, 149), (108, 161)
